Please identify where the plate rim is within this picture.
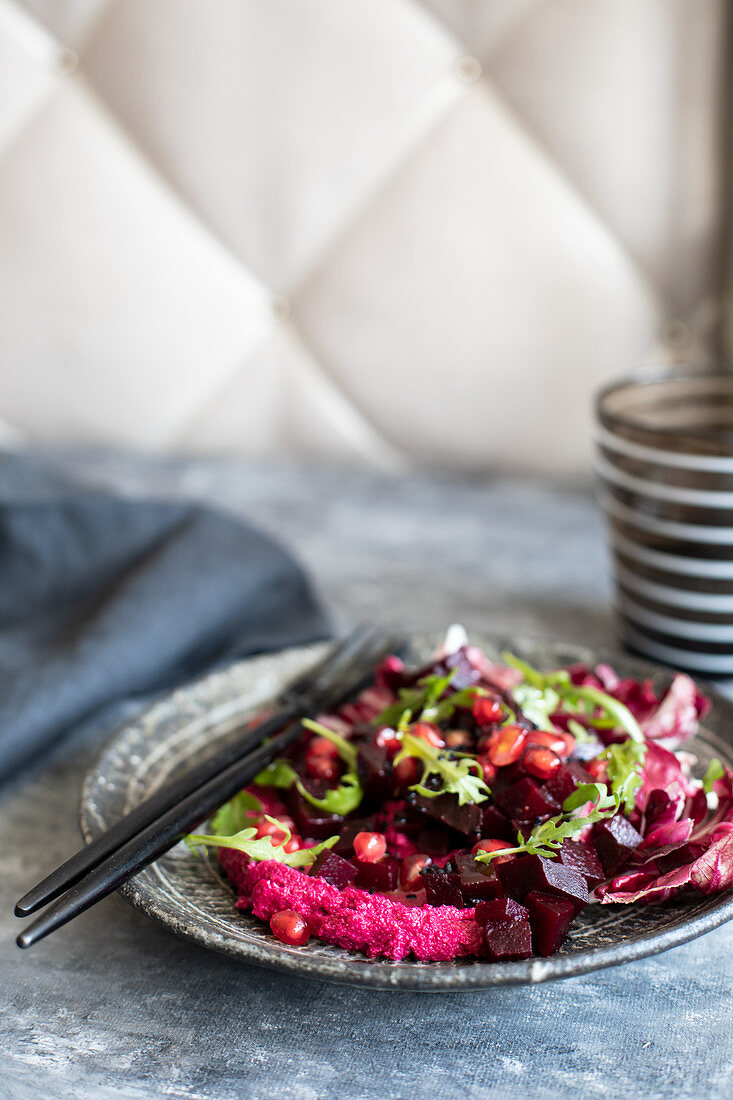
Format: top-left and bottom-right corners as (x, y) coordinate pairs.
(79, 633), (733, 991)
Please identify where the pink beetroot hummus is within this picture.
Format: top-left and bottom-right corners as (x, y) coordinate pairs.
(220, 850), (483, 961)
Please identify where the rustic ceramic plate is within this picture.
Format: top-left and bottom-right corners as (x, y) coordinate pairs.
(80, 633), (733, 991)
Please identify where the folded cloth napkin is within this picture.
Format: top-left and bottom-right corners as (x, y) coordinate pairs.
(0, 456), (329, 781)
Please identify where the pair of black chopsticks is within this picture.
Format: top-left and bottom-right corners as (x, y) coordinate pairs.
(15, 625), (402, 949)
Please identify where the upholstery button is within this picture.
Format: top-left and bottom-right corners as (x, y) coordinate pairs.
(271, 295), (291, 322)
(455, 56), (482, 83)
(54, 48), (79, 76)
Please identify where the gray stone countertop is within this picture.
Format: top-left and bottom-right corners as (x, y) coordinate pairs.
(1, 455), (731, 1100)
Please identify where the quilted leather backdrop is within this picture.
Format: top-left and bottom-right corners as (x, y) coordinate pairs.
(0, 0), (726, 471)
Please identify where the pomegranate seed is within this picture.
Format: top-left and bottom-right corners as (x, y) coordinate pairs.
(373, 725), (402, 756)
(586, 758), (609, 782)
(283, 837), (300, 854)
(270, 909), (311, 946)
(471, 838), (513, 864)
(473, 697), (504, 726)
(527, 729), (574, 759)
(256, 819), (290, 845)
(307, 736), (340, 758)
(487, 724), (528, 767)
(444, 729), (472, 751)
(393, 757), (420, 787)
(305, 755), (340, 782)
(524, 746), (561, 780)
(526, 729), (563, 751)
(399, 852), (431, 892)
(353, 831), (387, 863)
(412, 722), (445, 748)
(557, 732), (576, 758)
(375, 654), (405, 687)
(475, 754), (497, 784)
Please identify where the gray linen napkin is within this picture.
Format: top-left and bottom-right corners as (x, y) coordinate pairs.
(0, 456), (329, 780)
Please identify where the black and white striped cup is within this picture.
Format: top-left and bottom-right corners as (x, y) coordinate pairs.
(595, 370), (733, 676)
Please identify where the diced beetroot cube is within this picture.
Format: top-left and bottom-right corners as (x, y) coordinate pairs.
(525, 891), (576, 957)
(592, 816), (643, 876)
(480, 804), (514, 841)
(352, 858), (398, 894)
(356, 743), (393, 802)
(487, 769), (514, 796)
(415, 826), (451, 856)
(494, 778), (560, 822)
(309, 849), (358, 888)
(461, 880), (504, 905)
(496, 855), (589, 912)
(544, 761), (595, 805)
(493, 759), (529, 786)
(558, 839), (604, 887)
(474, 897), (529, 925)
(410, 793), (482, 839)
(484, 918), (533, 961)
(452, 852), (504, 902)
(333, 817), (374, 856)
(420, 866), (464, 908)
(389, 804), (422, 838)
(286, 787), (344, 840)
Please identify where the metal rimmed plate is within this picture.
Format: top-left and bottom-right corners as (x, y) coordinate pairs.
(80, 633), (733, 991)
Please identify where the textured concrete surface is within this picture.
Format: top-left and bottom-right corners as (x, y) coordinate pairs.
(2, 456), (732, 1099)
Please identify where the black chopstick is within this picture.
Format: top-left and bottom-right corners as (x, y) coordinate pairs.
(15, 625), (379, 918)
(16, 630), (402, 947)
(17, 719), (306, 947)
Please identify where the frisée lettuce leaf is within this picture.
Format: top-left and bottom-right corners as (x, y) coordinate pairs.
(186, 815), (337, 867)
(253, 718), (364, 816)
(502, 651), (645, 743)
(394, 732), (490, 806)
(210, 789), (263, 837)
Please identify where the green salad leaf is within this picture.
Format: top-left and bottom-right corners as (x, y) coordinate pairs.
(502, 651), (644, 743)
(475, 737), (646, 866)
(373, 671), (486, 730)
(511, 683), (561, 731)
(210, 789), (263, 837)
(475, 800), (615, 863)
(186, 815), (337, 868)
(394, 732), (490, 806)
(604, 739), (646, 811)
(475, 785), (617, 864)
(503, 651), (570, 691)
(296, 772), (363, 815)
(422, 684), (488, 725)
(372, 674), (448, 729)
(254, 760), (363, 815)
(301, 718), (357, 768)
(254, 760), (299, 789)
(566, 718), (601, 746)
(254, 719), (364, 816)
(566, 685), (644, 744)
(561, 782), (615, 814)
(702, 757), (724, 794)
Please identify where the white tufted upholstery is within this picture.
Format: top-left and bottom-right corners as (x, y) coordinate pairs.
(0, 0), (726, 470)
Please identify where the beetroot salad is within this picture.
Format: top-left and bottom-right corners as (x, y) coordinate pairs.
(186, 631), (733, 963)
